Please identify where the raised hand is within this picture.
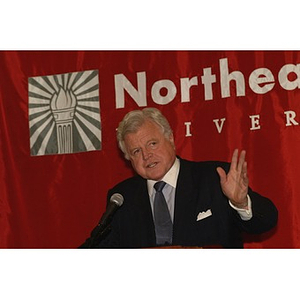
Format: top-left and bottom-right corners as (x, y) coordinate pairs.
(216, 149), (249, 209)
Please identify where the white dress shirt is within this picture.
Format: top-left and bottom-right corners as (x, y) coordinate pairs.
(147, 158), (180, 222)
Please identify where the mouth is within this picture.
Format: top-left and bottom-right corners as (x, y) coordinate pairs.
(146, 162), (158, 168)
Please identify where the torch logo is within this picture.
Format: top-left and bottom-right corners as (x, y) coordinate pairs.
(28, 70), (101, 156)
(51, 87), (77, 153)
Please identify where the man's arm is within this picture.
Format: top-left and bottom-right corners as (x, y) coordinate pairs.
(216, 149), (278, 233)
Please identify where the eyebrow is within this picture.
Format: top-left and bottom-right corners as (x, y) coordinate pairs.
(128, 138), (159, 152)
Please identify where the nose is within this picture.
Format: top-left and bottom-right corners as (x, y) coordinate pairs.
(142, 148), (152, 160)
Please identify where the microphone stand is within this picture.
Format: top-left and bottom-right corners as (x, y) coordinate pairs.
(88, 222), (112, 248)
(79, 195), (124, 248)
(78, 221), (112, 248)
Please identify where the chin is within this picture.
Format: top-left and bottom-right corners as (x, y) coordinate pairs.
(147, 172), (164, 181)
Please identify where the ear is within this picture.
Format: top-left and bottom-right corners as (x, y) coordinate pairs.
(169, 133), (175, 148)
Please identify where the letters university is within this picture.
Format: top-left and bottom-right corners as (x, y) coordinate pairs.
(114, 57), (300, 135)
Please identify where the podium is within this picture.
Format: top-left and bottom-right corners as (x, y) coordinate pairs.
(151, 245), (222, 249)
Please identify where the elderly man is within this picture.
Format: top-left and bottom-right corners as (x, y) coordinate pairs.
(80, 107), (277, 248)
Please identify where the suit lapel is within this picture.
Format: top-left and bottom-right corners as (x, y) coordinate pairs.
(131, 178), (156, 245)
(173, 159), (199, 242)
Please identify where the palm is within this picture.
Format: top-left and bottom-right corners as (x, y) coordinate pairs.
(217, 149), (249, 208)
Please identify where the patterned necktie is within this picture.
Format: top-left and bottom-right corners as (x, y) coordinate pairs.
(153, 181), (173, 246)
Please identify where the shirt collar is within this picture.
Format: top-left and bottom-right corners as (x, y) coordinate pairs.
(147, 158), (180, 196)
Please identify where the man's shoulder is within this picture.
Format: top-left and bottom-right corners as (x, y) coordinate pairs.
(116, 175), (144, 186)
(179, 157), (230, 172)
(110, 175), (145, 193)
(177, 158), (231, 184)
(107, 175), (147, 206)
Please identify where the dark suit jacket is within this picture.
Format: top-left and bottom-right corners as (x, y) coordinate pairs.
(81, 158), (278, 248)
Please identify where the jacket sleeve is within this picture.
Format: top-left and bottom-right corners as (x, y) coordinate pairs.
(233, 188), (278, 234)
(213, 160), (278, 235)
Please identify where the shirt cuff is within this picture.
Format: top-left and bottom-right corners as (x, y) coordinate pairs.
(229, 194), (253, 221)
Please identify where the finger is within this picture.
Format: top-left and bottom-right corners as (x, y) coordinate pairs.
(242, 161), (249, 183)
(237, 150), (246, 173)
(242, 160), (247, 174)
(230, 149), (239, 171)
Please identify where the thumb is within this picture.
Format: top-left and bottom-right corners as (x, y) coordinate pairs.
(216, 167), (227, 185)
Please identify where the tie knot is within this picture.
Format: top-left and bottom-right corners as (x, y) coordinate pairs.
(154, 181), (166, 192)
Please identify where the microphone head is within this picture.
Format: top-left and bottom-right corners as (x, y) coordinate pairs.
(110, 193), (124, 207)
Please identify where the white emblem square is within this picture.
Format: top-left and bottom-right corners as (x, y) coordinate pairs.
(28, 70), (101, 156)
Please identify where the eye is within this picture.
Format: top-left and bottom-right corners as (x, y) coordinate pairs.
(149, 141), (158, 149)
(132, 148), (141, 156)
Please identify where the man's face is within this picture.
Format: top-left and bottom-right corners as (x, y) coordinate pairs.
(124, 120), (176, 181)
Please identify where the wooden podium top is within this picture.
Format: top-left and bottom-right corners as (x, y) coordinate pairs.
(151, 245), (222, 249)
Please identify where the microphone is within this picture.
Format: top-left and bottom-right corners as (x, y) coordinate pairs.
(97, 193), (124, 228)
(80, 193), (124, 248)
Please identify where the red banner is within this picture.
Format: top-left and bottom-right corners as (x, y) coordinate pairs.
(0, 50), (299, 248)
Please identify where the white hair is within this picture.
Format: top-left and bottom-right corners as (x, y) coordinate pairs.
(117, 107), (173, 160)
